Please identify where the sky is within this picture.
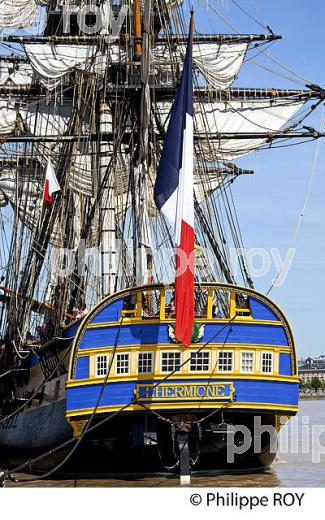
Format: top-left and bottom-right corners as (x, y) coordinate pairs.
(189, 1), (325, 358)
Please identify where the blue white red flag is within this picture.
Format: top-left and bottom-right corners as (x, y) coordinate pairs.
(154, 16), (194, 347)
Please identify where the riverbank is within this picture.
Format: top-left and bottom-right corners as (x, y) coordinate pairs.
(299, 395), (325, 400)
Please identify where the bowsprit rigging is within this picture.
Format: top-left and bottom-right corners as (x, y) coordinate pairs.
(0, 0), (322, 482)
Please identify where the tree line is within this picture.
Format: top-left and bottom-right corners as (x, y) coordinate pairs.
(300, 377), (325, 391)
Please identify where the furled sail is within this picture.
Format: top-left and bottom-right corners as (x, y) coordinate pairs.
(0, 0), (42, 29)
(20, 100), (71, 135)
(4, 100), (95, 199)
(21, 26), (247, 92)
(0, 99), (17, 134)
(158, 98), (306, 160)
(0, 167), (42, 231)
(0, 163), (88, 247)
(191, 43), (248, 90)
(154, 42), (248, 90)
(24, 44), (101, 90)
(0, 61), (34, 86)
(197, 98), (306, 160)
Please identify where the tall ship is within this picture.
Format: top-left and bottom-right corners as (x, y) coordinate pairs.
(0, 0), (322, 479)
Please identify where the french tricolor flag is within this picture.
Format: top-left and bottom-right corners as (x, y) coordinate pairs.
(154, 16), (194, 347)
(44, 159), (61, 205)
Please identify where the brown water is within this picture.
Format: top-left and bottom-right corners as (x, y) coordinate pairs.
(6, 400), (325, 488)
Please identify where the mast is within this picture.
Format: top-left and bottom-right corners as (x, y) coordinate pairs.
(0, 0), (325, 352)
(134, 0), (143, 59)
(136, 0), (153, 285)
(99, 102), (117, 297)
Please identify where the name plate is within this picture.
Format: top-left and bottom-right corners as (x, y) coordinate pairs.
(136, 382), (235, 401)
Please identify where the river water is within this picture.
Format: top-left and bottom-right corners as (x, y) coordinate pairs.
(6, 400), (325, 488)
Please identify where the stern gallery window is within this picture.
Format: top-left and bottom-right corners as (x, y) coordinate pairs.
(241, 352), (254, 373)
(138, 352), (153, 374)
(218, 351), (233, 372)
(116, 353), (130, 375)
(161, 352), (181, 372)
(96, 355), (108, 377)
(262, 352), (273, 374)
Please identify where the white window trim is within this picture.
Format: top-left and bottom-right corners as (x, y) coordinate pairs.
(189, 351), (210, 372)
(95, 354), (109, 378)
(116, 352), (130, 375)
(240, 351), (255, 374)
(138, 351), (154, 375)
(261, 352), (274, 375)
(217, 350), (234, 373)
(160, 351), (182, 373)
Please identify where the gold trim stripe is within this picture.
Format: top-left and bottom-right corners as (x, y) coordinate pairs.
(66, 401), (299, 418)
(76, 343), (292, 357)
(86, 318), (283, 329)
(66, 374), (300, 387)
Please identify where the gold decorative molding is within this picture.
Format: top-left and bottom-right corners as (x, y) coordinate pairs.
(68, 419), (88, 438)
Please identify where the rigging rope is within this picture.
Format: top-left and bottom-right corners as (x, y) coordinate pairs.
(230, 0), (269, 31)
(200, 0), (241, 33)
(267, 105), (325, 294)
(199, 0), (314, 86)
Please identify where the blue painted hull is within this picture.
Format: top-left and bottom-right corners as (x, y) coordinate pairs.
(78, 322), (289, 350)
(67, 378), (299, 413)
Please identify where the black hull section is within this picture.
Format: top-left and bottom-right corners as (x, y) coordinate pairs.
(0, 400), (72, 452)
(0, 402), (277, 474)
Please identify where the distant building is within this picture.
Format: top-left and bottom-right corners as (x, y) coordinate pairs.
(299, 356), (325, 384)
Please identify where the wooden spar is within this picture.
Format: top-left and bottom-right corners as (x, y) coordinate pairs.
(134, 0), (142, 59)
(0, 285), (74, 319)
(0, 85), (322, 100)
(0, 33), (281, 44)
(0, 55), (27, 62)
(103, 85), (324, 101)
(156, 33), (282, 43)
(2, 131), (325, 143)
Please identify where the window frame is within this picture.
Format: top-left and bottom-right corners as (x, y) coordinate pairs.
(194, 289), (208, 319)
(138, 351), (154, 375)
(189, 351), (210, 372)
(261, 352), (274, 374)
(217, 350), (234, 373)
(95, 354), (109, 378)
(212, 289), (231, 319)
(116, 352), (130, 375)
(160, 351), (182, 373)
(240, 351), (255, 374)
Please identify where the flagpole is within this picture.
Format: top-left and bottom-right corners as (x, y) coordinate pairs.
(190, 10), (194, 34)
(154, 13), (195, 348)
(175, 13), (194, 348)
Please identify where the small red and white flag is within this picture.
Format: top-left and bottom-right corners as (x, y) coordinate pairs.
(44, 160), (61, 205)
(154, 15), (194, 347)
